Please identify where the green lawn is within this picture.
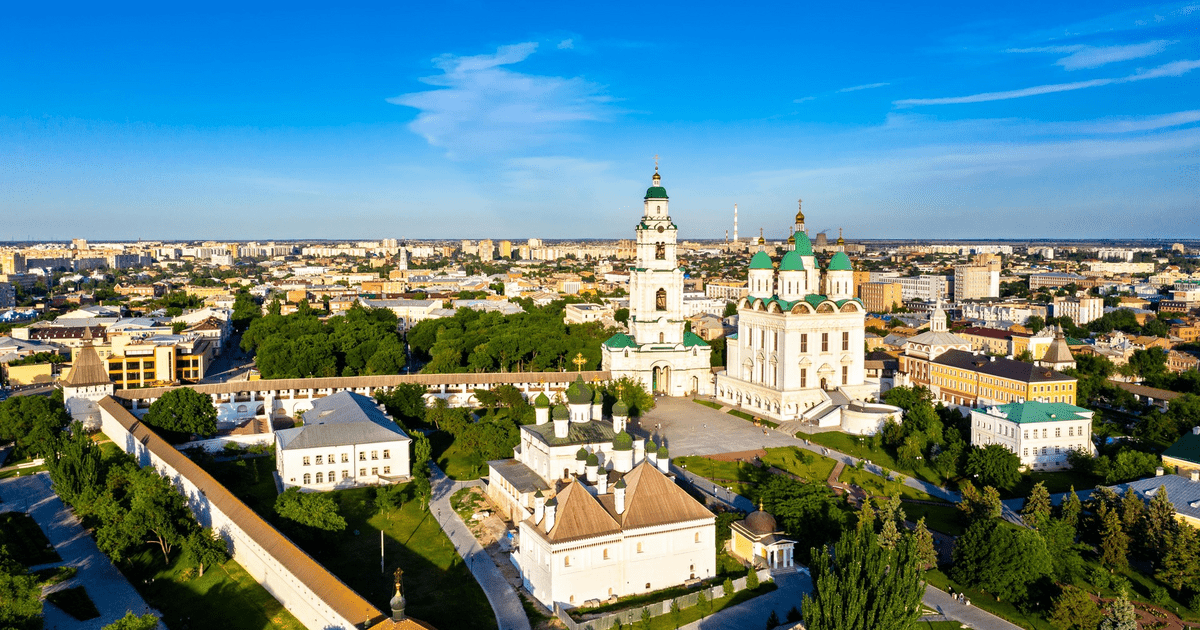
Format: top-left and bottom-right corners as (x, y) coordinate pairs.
(676, 448), (838, 505)
(808, 431), (948, 487)
(312, 487), (496, 630)
(1020, 468), (1098, 495)
(0, 512), (60, 566)
(726, 408), (779, 428)
(839, 466), (945, 503)
(429, 430), (485, 480)
(692, 399), (723, 410)
(901, 502), (965, 536)
(577, 582), (779, 630)
(0, 463), (47, 479)
(44, 586), (100, 621)
(119, 550), (306, 630)
(918, 622), (969, 630)
(761, 447), (838, 482)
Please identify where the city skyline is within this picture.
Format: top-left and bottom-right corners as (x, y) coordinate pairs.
(3, 1), (1198, 240)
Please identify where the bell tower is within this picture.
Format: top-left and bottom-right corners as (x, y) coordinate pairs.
(629, 161), (684, 346)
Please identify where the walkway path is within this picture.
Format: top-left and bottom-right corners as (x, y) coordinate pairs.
(641, 397), (960, 503)
(0, 472), (159, 630)
(428, 464), (531, 630)
(924, 585), (1022, 630)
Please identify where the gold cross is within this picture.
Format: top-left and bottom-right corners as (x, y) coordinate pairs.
(617, 382), (625, 399)
(654, 154), (659, 172)
(572, 352), (587, 371)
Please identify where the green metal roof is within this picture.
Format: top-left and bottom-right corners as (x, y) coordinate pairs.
(566, 378), (592, 405)
(779, 250), (805, 271)
(604, 333), (639, 349)
(975, 401), (1091, 424)
(645, 186), (669, 199)
(526, 418), (618, 447)
(534, 392), (550, 408)
(828, 251), (853, 271)
(683, 331), (710, 347)
(1163, 431), (1200, 465)
(613, 430), (634, 451)
(749, 251), (774, 269)
(552, 405), (568, 420)
(794, 231), (814, 256)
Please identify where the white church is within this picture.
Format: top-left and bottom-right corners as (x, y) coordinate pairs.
(714, 202), (901, 432)
(602, 167), (713, 396)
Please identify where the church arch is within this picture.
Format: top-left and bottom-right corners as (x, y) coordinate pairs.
(817, 302), (835, 313)
(655, 288), (667, 311)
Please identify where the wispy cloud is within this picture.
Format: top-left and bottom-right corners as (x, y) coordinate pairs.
(895, 58), (1200, 106)
(793, 96), (817, 104)
(388, 42), (615, 158)
(1066, 110), (1200, 134)
(837, 82), (890, 92)
(1007, 40), (1172, 70)
(557, 39), (574, 50)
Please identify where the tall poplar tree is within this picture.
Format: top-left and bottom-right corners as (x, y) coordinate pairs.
(802, 524), (925, 630)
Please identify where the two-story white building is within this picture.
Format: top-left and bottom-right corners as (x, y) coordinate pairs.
(275, 391), (411, 490)
(970, 401), (1095, 471)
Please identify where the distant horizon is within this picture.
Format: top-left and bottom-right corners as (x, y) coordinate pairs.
(4, 236), (1199, 247)
(3, 2), (1197, 239)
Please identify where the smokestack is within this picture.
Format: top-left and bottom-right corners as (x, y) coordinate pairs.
(733, 204), (738, 243)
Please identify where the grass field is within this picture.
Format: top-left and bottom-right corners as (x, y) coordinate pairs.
(838, 466), (944, 503)
(0, 511), (60, 566)
(676, 447), (839, 504)
(1020, 468), (1098, 496)
(807, 431), (948, 487)
(44, 586), (100, 621)
(121, 550), (306, 630)
(429, 430), (485, 480)
(900, 502), (965, 536)
(761, 447), (838, 482)
(692, 399), (723, 410)
(577, 582), (779, 630)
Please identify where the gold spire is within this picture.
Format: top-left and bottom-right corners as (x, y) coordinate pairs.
(757, 228), (765, 245)
(837, 227), (844, 245)
(795, 198), (804, 224)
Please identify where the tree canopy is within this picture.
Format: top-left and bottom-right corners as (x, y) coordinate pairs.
(965, 444), (1021, 492)
(274, 487), (347, 532)
(242, 304), (406, 378)
(143, 387), (218, 438)
(0, 393), (72, 459)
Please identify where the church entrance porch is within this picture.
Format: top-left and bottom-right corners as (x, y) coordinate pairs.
(652, 365), (671, 394)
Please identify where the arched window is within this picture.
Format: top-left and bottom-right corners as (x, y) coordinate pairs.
(315, 472), (323, 483)
(656, 288), (667, 311)
(655, 243), (665, 259)
(303, 473), (311, 484)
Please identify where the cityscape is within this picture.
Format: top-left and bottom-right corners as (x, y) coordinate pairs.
(2, 3), (1199, 630)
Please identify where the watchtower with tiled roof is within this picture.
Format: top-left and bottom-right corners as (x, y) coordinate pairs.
(61, 327), (114, 430)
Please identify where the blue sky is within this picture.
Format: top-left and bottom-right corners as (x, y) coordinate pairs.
(2, 1), (1198, 241)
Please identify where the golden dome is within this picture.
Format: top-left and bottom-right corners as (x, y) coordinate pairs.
(795, 199), (804, 224)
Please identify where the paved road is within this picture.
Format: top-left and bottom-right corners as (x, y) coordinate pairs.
(682, 571), (809, 630)
(0, 472), (160, 630)
(428, 464), (531, 630)
(924, 584), (1022, 630)
(640, 397), (959, 503)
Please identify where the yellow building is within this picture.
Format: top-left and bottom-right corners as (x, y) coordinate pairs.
(729, 506), (796, 573)
(3, 362), (55, 386)
(901, 349), (1076, 408)
(858, 282), (903, 313)
(77, 334), (213, 388)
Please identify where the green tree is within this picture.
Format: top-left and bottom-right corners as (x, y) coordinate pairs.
(951, 519), (1051, 602)
(274, 487), (347, 532)
(1050, 585), (1102, 630)
(0, 394), (72, 459)
(765, 609), (780, 629)
(1042, 518), (1088, 584)
(670, 599), (682, 629)
(182, 527), (229, 577)
(1143, 486), (1179, 563)
(374, 384), (428, 426)
(129, 470), (193, 564)
(913, 517), (937, 570)
(0, 549), (43, 630)
(802, 525), (925, 630)
(1060, 486), (1082, 530)
(641, 606), (651, 630)
(957, 481), (1002, 522)
(1155, 523), (1200, 591)
(746, 565), (760, 589)
(696, 589), (710, 618)
(143, 387), (218, 438)
(47, 421), (104, 509)
(231, 291), (260, 331)
(1022, 481), (1052, 528)
(1099, 504), (1129, 570)
(102, 612), (160, 630)
(965, 444), (1021, 491)
(1099, 590), (1137, 630)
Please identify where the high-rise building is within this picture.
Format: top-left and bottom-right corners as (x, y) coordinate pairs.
(479, 239), (494, 262)
(1051, 296), (1104, 325)
(602, 167), (712, 396)
(859, 282), (903, 313)
(498, 240), (512, 259)
(954, 263), (1000, 302)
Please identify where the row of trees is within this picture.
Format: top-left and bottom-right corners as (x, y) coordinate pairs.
(0, 391), (72, 460)
(408, 302), (613, 373)
(241, 302), (407, 378)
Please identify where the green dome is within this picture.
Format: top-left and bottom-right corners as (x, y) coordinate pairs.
(615, 478), (627, 489)
(612, 400), (629, 416)
(749, 251), (773, 270)
(534, 392), (550, 408)
(794, 231), (814, 256)
(566, 378), (592, 405)
(593, 387), (604, 404)
(828, 251), (853, 271)
(657, 445), (669, 458)
(613, 430), (634, 451)
(647, 439), (658, 452)
(586, 453), (599, 466)
(644, 186), (669, 199)
(779, 250), (804, 272)
(552, 405), (568, 420)
(576, 448), (589, 461)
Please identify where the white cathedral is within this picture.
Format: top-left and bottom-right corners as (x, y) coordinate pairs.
(714, 202), (899, 432)
(602, 168), (713, 396)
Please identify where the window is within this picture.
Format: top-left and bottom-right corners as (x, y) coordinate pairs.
(328, 453), (335, 463)
(315, 455), (323, 465)
(371, 451), (379, 460)
(341, 453), (348, 463)
(371, 467), (379, 475)
(800, 369), (807, 388)
(842, 331), (849, 351)
(800, 334), (808, 353)
(655, 242), (665, 260)
(564, 556), (571, 567)
(303, 473), (311, 484)
(303, 456), (311, 466)
(1068, 427), (1074, 437)
(315, 472), (323, 483)
(383, 449), (390, 459)
(1041, 446), (1048, 455)
(637, 542), (643, 553)
(359, 452), (366, 461)
(383, 466), (391, 474)
(695, 532), (701, 543)
(1054, 446), (1060, 455)
(1042, 429), (1048, 438)
(821, 333), (829, 352)
(360, 468), (366, 476)
(603, 549), (609, 560)
(1055, 427), (1061, 438)
(1023, 448), (1028, 456)
(342, 470), (350, 480)
(842, 366), (848, 385)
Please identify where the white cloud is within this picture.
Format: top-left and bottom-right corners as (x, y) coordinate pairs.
(388, 42), (614, 158)
(1068, 110), (1200, 133)
(1006, 41), (1172, 70)
(837, 82), (890, 92)
(894, 58), (1200, 106)
(793, 96), (817, 103)
(558, 38), (574, 49)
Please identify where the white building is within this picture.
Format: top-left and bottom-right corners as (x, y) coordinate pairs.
(970, 401), (1095, 471)
(895, 275), (949, 302)
(714, 201), (900, 431)
(1051, 296), (1104, 325)
(564, 302), (613, 325)
(486, 378), (716, 608)
(602, 168), (713, 396)
(275, 391), (411, 490)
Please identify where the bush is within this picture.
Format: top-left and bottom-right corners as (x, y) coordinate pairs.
(1152, 586), (1170, 605)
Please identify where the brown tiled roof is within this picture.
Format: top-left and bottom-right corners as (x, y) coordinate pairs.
(113, 370), (612, 400)
(544, 479), (621, 543)
(95, 397), (432, 630)
(186, 317), (226, 331)
(610, 462), (714, 530)
(61, 343), (112, 387)
(1041, 335), (1075, 365)
(1110, 380), (1182, 401)
(959, 327), (1017, 340)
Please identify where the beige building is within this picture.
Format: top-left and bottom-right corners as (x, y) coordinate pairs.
(1052, 296), (1104, 325)
(858, 282), (903, 313)
(954, 263), (1000, 302)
